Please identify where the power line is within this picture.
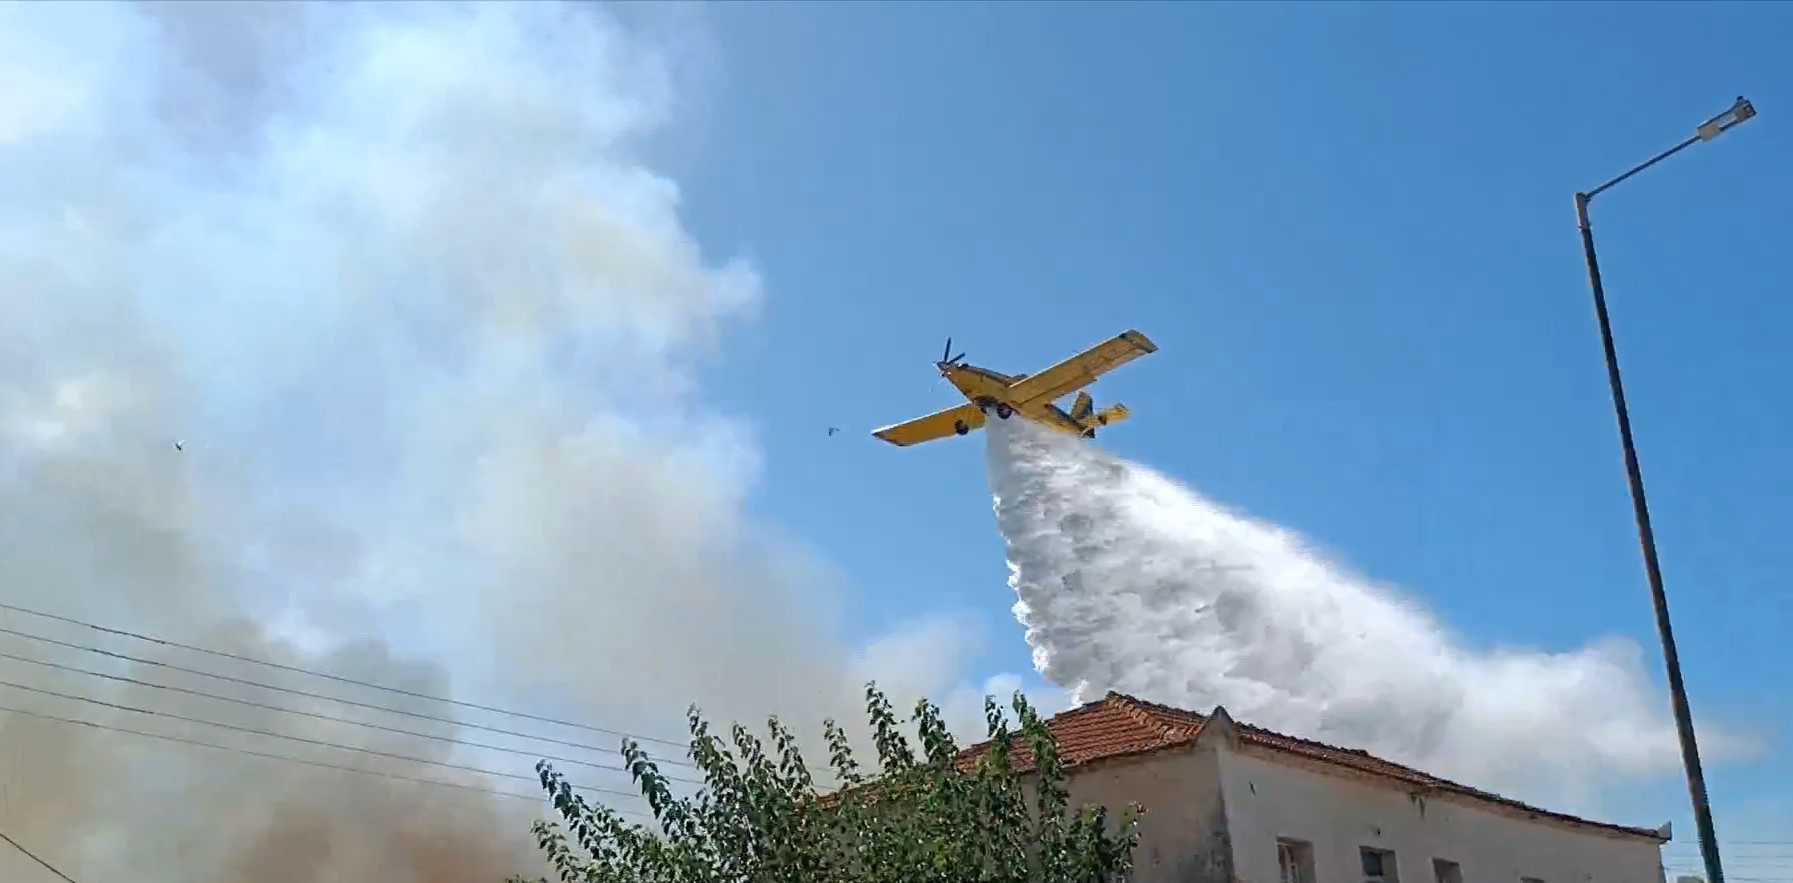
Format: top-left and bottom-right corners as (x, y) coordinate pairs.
(1670, 856), (1793, 861)
(1730, 845), (1793, 848)
(1669, 862), (1793, 868)
(0, 702), (653, 822)
(1670, 873), (1793, 879)
(0, 828), (80, 883)
(0, 677), (648, 804)
(1673, 865), (1793, 870)
(1669, 844), (1793, 849)
(0, 600), (689, 749)
(0, 647), (706, 786)
(1667, 858), (1793, 861)
(1666, 867), (1793, 881)
(1669, 863), (1793, 869)
(0, 607), (842, 785)
(0, 623), (700, 769)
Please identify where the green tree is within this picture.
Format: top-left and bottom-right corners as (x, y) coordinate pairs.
(512, 683), (1142, 883)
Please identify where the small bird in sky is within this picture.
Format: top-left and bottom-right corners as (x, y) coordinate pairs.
(826, 427), (840, 436)
(173, 440), (184, 451)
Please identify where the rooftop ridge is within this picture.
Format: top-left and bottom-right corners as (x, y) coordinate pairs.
(1107, 691), (1205, 741)
(1234, 721), (1411, 765)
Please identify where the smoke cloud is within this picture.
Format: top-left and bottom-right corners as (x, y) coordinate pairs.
(1, 2), (987, 879)
(985, 418), (1757, 807)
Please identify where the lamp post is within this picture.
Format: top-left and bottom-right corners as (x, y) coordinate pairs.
(1574, 95), (1756, 883)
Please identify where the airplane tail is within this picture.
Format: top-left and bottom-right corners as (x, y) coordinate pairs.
(1091, 403), (1130, 429)
(1070, 391), (1095, 421)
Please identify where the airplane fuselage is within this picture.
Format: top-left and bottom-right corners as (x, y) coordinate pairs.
(939, 363), (1102, 438)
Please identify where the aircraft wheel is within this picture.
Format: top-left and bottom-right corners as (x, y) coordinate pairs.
(954, 421), (969, 436)
(995, 403), (1014, 420)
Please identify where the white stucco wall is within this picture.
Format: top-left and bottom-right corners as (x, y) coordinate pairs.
(1215, 745), (1666, 883)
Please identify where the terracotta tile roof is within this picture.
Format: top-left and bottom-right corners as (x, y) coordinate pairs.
(953, 691), (1665, 843)
(954, 691), (1204, 774)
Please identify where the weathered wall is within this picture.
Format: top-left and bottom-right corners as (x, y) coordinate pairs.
(1063, 743), (1233, 883)
(1216, 746), (1667, 883)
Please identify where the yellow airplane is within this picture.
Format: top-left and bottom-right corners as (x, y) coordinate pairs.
(872, 329), (1158, 447)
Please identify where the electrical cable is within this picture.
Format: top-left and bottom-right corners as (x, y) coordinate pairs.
(0, 703), (652, 822)
(0, 647), (705, 786)
(0, 677), (647, 803)
(0, 607), (841, 783)
(0, 601), (688, 748)
(0, 623), (699, 769)
(0, 827), (81, 883)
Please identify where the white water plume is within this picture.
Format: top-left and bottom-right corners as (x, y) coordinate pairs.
(984, 418), (1753, 802)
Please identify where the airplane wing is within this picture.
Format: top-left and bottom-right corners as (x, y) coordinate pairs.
(871, 402), (987, 446)
(1006, 329), (1158, 406)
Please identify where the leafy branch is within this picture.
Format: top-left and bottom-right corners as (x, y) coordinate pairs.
(513, 682), (1142, 883)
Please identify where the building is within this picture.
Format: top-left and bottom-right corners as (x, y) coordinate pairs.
(955, 692), (1669, 883)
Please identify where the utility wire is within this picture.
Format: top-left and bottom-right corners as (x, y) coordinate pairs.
(0, 828), (80, 883)
(1670, 857), (1793, 862)
(0, 623), (701, 770)
(0, 607), (842, 784)
(0, 677), (647, 803)
(0, 703), (651, 822)
(1670, 872), (1793, 878)
(0, 600), (689, 749)
(1669, 844), (1793, 849)
(0, 647), (706, 786)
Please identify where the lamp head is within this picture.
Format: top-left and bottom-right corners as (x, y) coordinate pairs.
(1697, 96), (1756, 142)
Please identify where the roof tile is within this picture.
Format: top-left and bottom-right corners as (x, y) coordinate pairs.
(955, 691), (1203, 773)
(953, 691), (1663, 842)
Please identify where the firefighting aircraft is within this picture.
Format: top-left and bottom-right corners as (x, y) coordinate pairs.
(871, 329), (1158, 447)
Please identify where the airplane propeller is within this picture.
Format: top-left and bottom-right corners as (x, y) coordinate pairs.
(939, 337), (966, 367)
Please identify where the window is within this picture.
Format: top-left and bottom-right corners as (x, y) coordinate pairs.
(1433, 859), (1463, 883)
(1278, 839), (1316, 883)
(1362, 847), (1400, 883)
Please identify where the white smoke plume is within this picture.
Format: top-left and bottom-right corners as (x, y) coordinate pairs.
(985, 418), (1757, 806)
(0, 2), (990, 879)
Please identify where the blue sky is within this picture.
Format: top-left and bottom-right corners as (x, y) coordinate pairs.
(671, 0), (1789, 866)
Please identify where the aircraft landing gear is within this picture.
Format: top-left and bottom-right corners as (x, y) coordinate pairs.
(972, 397), (1013, 420)
(954, 420), (970, 436)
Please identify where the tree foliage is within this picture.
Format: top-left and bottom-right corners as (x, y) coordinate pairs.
(510, 682), (1142, 883)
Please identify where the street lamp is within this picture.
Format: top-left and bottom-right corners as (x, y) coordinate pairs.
(1573, 95), (1757, 883)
